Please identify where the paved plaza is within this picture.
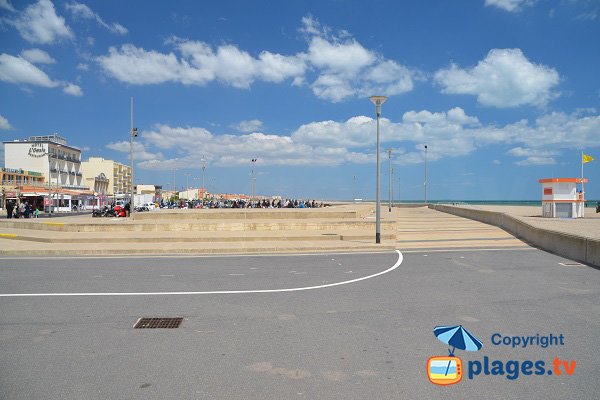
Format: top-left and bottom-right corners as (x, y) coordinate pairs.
(1, 248), (599, 399)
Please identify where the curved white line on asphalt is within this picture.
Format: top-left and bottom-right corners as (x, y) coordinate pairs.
(0, 250), (403, 297)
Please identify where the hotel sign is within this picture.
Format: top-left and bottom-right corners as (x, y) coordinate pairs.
(28, 143), (46, 158)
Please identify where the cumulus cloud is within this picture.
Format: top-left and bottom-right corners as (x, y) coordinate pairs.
(0, 53), (58, 87)
(63, 82), (83, 96)
(0, 114), (13, 130)
(302, 17), (416, 102)
(434, 48), (560, 107)
(20, 48), (56, 64)
(106, 141), (164, 161)
(7, 0), (73, 44)
(232, 119), (263, 133)
(0, 52), (82, 96)
(484, 0), (536, 12)
(65, 2), (128, 35)
(96, 16), (417, 102)
(127, 108), (599, 170)
(97, 40), (306, 89)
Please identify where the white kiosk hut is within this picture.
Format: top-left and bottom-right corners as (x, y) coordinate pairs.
(538, 178), (587, 218)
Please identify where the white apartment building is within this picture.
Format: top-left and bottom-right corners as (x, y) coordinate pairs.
(80, 157), (132, 196)
(3, 134), (84, 189)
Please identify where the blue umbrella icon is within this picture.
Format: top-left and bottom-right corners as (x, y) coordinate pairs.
(433, 325), (483, 376)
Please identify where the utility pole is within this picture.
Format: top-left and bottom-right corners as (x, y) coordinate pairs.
(424, 144), (428, 205)
(386, 148), (392, 212)
(251, 158), (257, 199)
(129, 97), (138, 213)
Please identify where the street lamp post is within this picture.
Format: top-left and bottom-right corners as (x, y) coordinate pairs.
(386, 148), (392, 212)
(370, 95), (387, 244)
(424, 144), (428, 205)
(251, 158), (257, 199)
(353, 175), (356, 202)
(129, 97), (138, 214)
(201, 156), (206, 190)
(391, 167), (394, 211)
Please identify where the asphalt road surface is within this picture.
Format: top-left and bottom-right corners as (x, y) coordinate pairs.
(0, 248), (598, 399)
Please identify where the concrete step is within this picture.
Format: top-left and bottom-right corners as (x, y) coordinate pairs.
(0, 230), (396, 243)
(131, 209), (361, 220)
(0, 220), (397, 232)
(0, 238), (396, 256)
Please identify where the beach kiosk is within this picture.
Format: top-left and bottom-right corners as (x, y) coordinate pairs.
(538, 178), (587, 218)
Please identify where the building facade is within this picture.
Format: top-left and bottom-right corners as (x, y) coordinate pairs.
(3, 134), (84, 190)
(80, 157), (132, 196)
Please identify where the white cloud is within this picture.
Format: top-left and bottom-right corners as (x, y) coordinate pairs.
(515, 157), (556, 166)
(0, 114), (13, 130)
(20, 48), (56, 64)
(96, 17), (417, 102)
(9, 0), (73, 44)
(484, 0), (536, 12)
(0, 52), (82, 95)
(98, 40), (307, 89)
(302, 18), (416, 102)
(106, 141), (164, 161)
(0, 53), (58, 87)
(65, 2), (128, 35)
(232, 120), (263, 133)
(434, 48), (560, 107)
(63, 82), (83, 96)
(0, 0), (15, 12)
(119, 108), (599, 170)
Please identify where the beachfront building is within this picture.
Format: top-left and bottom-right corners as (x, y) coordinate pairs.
(179, 188), (210, 200)
(84, 172), (110, 208)
(3, 134), (84, 189)
(1, 168), (45, 210)
(3, 134), (91, 212)
(539, 178), (587, 218)
(80, 157), (132, 198)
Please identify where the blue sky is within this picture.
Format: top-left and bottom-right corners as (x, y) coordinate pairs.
(1, 0), (599, 200)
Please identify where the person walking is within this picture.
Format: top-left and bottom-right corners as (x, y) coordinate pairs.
(6, 201), (14, 219)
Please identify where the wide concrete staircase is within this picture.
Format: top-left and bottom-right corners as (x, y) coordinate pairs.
(0, 205), (397, 256)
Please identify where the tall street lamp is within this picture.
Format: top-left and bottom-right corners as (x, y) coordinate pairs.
(386, 148), (393, 212)
(201, 156), (207, 190)
(251, 158), (257, 199)
(129, 97), (138, 214)
(370, 95), (387, 244)
(424, 144), (428, 205)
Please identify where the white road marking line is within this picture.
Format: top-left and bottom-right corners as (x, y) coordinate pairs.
(160, 275), (175, 277)
(228, 273), (245, 276)
(0, 250), (403, 297)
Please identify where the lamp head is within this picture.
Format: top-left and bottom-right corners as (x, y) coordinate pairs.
(369, 96), (388, 106)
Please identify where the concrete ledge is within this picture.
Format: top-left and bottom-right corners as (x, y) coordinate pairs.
(0, 245), (396, 257)
(430, 204), (599, 267)
(131, 209), (360, 220)
(0, 233), (396, 244)
(0, 220), (397, 232)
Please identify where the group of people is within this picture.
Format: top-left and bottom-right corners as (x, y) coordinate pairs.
(158, 198), (326, 210)
(5, 201), (39, 219)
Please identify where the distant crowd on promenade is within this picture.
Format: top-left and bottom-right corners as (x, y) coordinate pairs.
(160, 198), (327, 209)
(4, 200), (39, 219)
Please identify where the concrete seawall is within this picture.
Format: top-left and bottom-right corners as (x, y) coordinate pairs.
(430, 204), (600, 267)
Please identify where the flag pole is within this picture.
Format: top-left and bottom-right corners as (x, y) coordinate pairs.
(581, 151), (584, 200)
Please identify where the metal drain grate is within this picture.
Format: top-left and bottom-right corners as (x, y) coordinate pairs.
(558, 262), (584, 267)
(134, 317), (183, 329)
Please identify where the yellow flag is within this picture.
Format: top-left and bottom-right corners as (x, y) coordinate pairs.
(582, 153), (594, 163)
